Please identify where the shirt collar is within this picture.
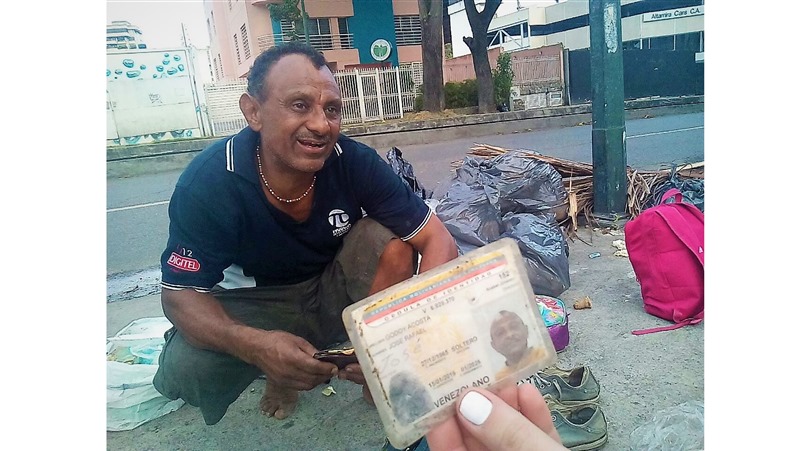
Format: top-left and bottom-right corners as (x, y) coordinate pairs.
(224, 127), (260, 185)
(225, 127), (345, 183)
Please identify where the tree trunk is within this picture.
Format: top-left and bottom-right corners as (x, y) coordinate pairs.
(463, 0), (502, 113)
(419, 0), (444, 112)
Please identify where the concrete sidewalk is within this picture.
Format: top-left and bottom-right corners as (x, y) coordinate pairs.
(105, 226), (704, 451)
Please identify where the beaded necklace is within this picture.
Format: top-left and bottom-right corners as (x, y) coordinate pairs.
(255, 146), (315, 203)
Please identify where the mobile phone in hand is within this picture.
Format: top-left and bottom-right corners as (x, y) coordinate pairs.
(313, 340), (358, 369)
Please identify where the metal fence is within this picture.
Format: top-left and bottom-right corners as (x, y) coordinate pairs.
(203, 66), (418, 135)
(334, 66), (417, 125)
(203, 79), (249, 136)
(403, 61), (424, 90)
(201, 53), (567, 136)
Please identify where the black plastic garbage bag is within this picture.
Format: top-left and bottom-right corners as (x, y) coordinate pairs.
(501, 212), (570, 298)
(436, 152), (571, 297)
(387, 147), (430, 199)
(647, 173), (704, 212)
(435, 180), (502, 248)
(452, 153), (568, 218)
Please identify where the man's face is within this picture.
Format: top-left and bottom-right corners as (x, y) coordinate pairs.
(252, 54), (343, 174)
(490, 312), (529, 361)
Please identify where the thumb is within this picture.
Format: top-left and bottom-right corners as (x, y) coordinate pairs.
(292, 335), (319, 356)
(455, 389), (565, 451)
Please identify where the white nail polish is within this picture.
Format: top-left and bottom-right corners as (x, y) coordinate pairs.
(460, 391), (493, 425)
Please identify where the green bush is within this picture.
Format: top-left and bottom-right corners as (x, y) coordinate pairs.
(413, 86), (424, 112)
(493, 52), (514, 109)
(444, 79), (478, 109)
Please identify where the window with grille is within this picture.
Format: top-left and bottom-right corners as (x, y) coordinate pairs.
(280, 18), (334, 50)
(213, 57), (220, 80)
(394, 15), (422, 46)
(338, 17), (353, 48)
(280, 19), (296, 36)
(241, 24), (251, 59)
(306, 18), (331, 36)
(308, 18), (332, 50)
(234, 34), (241, 65)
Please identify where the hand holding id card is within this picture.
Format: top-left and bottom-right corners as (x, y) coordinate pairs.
(343, 238), (557, 449)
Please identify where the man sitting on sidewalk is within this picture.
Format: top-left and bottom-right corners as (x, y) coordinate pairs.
(153, 42), (458, 425)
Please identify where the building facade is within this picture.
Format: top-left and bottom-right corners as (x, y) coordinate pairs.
(448, 0), (704, 62)
(106, 16), (216, 145)
(204, 0), (425, 80)
(107, 20), (148, 50)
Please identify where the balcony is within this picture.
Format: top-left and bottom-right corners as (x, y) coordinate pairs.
(257, 32), (354, 54)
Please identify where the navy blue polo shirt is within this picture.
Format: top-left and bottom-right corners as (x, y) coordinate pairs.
(160, 127), (431, 292)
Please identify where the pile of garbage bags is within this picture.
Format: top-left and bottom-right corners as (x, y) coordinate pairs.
(646, 171), (704, 212)
(435, 151), (571, 298)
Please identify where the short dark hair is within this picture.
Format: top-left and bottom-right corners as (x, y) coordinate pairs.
(246, 42), (329, 101)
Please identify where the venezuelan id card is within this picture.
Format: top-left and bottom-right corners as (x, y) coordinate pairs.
(343, 238), (557, 449)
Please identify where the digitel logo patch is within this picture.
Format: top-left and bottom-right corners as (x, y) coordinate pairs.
(167, 252), (201, 272)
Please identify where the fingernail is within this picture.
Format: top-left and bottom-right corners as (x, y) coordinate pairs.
(460, 391), (492, 425)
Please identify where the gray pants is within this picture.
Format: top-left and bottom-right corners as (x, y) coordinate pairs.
(153, 218), (397, 425)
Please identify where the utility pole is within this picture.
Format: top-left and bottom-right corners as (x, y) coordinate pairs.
(589, 0), (627, 224)
(300, 0), (310, 45)
(180, 22), (188, 47)
(182, 23), (208, 137)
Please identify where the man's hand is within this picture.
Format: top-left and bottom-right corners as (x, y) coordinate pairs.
(338, 362), (367, 385)
(246, 330), (339, 391)
(338, 362), (376, 406)
(162, 289), (338, 391)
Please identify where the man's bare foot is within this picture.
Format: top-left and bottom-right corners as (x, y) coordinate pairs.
(362, 384), (375, 407)
(260, 382), (299, 419)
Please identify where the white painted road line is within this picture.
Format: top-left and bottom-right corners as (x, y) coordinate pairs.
(107, 200), (169, 213)
(628, 125), (703, 139)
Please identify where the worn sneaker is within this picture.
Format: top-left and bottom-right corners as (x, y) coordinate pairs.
(551, 402), (608, 450)
(381, 437), (427, 451)
(531, 365), (600, 405)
